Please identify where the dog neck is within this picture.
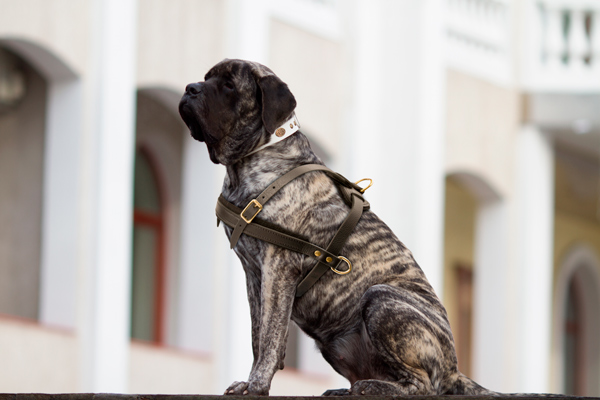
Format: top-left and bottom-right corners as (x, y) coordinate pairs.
(224, 131), (323, 201)
(245, 114), (300, 157)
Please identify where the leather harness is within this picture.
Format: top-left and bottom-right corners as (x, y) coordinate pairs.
(215, 163), (371, 297)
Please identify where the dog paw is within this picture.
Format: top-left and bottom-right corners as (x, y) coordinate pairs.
(224, 380), (270, 395)
(224, 381), (249, 395)
(322, 388), (351, 396)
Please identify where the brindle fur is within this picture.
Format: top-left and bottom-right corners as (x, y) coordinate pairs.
(179, 59), (494, 396)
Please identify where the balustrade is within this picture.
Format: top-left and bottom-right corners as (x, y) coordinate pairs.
(526, 0), (600, 91)
(444, 0), (600, 91)
(445, 0), (512, 84)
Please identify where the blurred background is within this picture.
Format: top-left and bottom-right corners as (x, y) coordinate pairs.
(0, 0), (599, 396)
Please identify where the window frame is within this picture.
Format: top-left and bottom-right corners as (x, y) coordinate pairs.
(131, 146), (167, 344)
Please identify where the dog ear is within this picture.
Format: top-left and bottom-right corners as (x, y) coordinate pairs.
(257, 75), (297, 134)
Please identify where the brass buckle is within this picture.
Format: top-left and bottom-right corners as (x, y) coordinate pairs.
(355, 178), (373, 193)
(241, 199), (262, 223)
(331, 256), (352, 275)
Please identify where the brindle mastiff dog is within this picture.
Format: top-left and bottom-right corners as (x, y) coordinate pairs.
(179, 59), (493, 396)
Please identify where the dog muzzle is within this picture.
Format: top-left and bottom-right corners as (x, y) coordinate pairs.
(246, 114), (300, 157)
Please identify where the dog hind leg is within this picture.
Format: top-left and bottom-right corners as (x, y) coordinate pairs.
(350, 283), (457, 395)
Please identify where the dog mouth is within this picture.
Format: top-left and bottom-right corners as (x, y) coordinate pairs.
(179, 97), (212, 143)
(179, 96), (223, 164)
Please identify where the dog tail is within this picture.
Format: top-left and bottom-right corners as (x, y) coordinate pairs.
(447, 374), (566, 397)
(445, 372), (498, 396)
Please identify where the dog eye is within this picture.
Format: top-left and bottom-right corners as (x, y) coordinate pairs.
(223, 81), (235, 91)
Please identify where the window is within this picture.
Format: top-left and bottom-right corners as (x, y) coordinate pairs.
(455, 264), (473, 377)
(553, 246), (600, 397)
(563, 277), (584, 395)
(0, 47), (46, 321)
(131, 148), (165, 343)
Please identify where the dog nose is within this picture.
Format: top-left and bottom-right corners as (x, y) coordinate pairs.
(185, 82), (202, 95)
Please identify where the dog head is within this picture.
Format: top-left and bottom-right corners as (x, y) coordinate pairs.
(179, 59), (297, 165)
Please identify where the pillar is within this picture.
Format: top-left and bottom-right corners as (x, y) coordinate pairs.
(176, 137), (216, 353)
(513, 124), (554, 392)
(212, 0), (271, 392)
(472, 200), (510, 391)
(346, 0), (447, 295)
(39, 78), (82, 329)
(79, 0), (138, 392)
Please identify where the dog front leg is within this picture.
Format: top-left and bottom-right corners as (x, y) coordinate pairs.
(225, 251), (300, 396)
(245, 268), (261, 370)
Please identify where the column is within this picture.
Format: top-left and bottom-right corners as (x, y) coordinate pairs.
(346, 0), (446, 295)
(39, 78), (82, 329)
(513, 125), (554, 393)
(225, 0), (270, 63)
(212, 0), (271, 392)
(79, 0), (138, 392)
(176, 136), (217, 353)
(414, 0), (446, 295)
(472, 200), (509, 391)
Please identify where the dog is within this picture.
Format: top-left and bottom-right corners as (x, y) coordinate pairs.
(179, 59), (493, 396)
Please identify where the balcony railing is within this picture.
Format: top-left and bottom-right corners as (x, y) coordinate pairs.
(523, 0), (600, 92)
(270, 0), (341, 40)
(445, 0), (600, 92)
(445, 0), (513, 85)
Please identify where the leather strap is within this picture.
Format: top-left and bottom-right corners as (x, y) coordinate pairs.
(216, 196), (346, 270)
(215, 164), (368, 297)
(228, 164), (368, 249)
(294, 190), (363, 297)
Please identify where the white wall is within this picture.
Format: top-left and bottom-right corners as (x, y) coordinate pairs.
(0, 319), (77, 393)
(137, 0), (226, 92)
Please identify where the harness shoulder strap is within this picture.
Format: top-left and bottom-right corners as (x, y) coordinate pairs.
(228, 164), (367, 249)
(216, 195), (347, 271)
(216, 164), (368, 297)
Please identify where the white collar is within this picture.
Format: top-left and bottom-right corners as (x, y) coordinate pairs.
(246, 114), (300, 157)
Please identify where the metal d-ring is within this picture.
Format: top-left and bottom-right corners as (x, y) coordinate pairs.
(355, 178), (373, 193)
(331, 256), (352, 275)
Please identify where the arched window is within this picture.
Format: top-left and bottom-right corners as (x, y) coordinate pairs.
(442, 176), (478, 377)
(0, 46), (46, 321)
(553, 245), (600, 397)
(131, 147), (165, 343)
(455, 263), (473, 377)
(563, 277), (583, 395)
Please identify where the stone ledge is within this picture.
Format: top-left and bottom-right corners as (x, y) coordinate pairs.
(0, 395), (596, 400)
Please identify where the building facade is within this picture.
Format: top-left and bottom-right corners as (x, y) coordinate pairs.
(0, 0), (599, 396)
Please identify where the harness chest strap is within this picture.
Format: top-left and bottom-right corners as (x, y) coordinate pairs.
(226, 164), (367, 249)
(295, 188), (364, 296)
(215, 164), (369, 297)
